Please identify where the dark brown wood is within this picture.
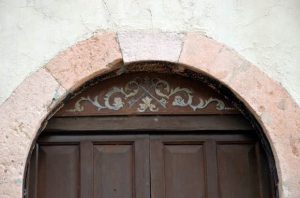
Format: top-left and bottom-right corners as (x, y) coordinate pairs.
(27, 145), (38, 198)
(80, 141), (93, 198)
(33, 135), (150, 198)
(150, 135), (206, 198)
(93, 144), (133, 197)
(91, 135), (150, 198)
(44, 115), (252, 132)
(149, 137), (165, 198)
(37, 145), (80, 198)
(164, 144), (205, 198)
(204, 140), (219, 198)
(149, 134), (273, 198)
(37, 133), (256, 143)
(134, 136), (151, 198)
(29, 133), (274, 198)
(255, 143), (274, 198)
(255, 143), (264, 198)
(217, 143), (261, 198)
(55, 72), (238, 117)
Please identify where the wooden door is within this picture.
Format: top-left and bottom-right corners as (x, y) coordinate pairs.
(26, 133), (273, 198)
(27, 135), (150, 198)
(150, 134), (273, 198)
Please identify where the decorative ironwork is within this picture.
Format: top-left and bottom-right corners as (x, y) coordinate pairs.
(67, 77), (231, 113)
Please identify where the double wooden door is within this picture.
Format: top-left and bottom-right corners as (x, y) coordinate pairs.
(27, 133), (273, 198)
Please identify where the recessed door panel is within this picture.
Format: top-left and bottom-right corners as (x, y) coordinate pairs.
(217, 143), (260, 198)
(93, 145), (133, 198)
(37, 145), (79, 198)
(150, 136), (206, 198)
(164, 145), (205, 198)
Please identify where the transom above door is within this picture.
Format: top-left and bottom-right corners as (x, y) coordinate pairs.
(55, 72), (238, 116)
(27, 133), (273, 198)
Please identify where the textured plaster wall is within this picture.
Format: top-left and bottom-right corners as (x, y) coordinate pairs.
(0, 0), (300, 105)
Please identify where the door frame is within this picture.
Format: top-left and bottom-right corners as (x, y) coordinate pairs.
(23, 67), (279, 198)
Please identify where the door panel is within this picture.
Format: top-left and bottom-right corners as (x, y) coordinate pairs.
(164, 145), (205, 198)
(93, 145), (133, 198)
(37, 145), (80, 198)
(217, 143), (272, 198)
(150, 137), (206, 198)
(217, 143), (259, 198)
(86, 136), (150, 198)
(150, 135), (273, 198)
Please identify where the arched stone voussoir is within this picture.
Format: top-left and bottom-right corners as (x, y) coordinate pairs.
(117, 31), (185, 63)
(46, 32), (123, 92)
(179, 32), (300, 198)
(0, 68), (66, 198)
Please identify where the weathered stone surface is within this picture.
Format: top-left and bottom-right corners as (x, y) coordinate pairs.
(46, 32), (122, 91)
(0, 68), (65, 197)
(118, 31), (184, 63)
(229, 65), (300, 198)
(179, 32), (300, 198)
(179, 33), (223, 73)
(179, 32), (249, 81)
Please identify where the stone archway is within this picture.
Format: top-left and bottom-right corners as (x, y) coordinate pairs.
(0, 32), (299, 198)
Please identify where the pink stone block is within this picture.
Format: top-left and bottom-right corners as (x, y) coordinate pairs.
(0, 68), (65, 197)
(118, 31), (184, 63)
(46, 32), (122, 91)
(179, 32), (224, 73)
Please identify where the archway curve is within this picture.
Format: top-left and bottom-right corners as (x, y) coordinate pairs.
(0, 32), (299, 198)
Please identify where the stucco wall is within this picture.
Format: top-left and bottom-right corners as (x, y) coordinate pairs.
(0, 0), (300, 106)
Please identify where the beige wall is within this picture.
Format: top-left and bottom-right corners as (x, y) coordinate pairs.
(0, 0), (299, 106)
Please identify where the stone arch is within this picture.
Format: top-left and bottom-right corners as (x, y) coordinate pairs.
(0, 32), (299, 198)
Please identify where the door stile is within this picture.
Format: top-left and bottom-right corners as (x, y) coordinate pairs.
(134, 135), (151, 198)
(255, 143), (274, 198)
(204, 140), (220, 198)
(149, 136), (166, 198)
(80, 141), (93, 198)
(27, 144), (39, 198)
